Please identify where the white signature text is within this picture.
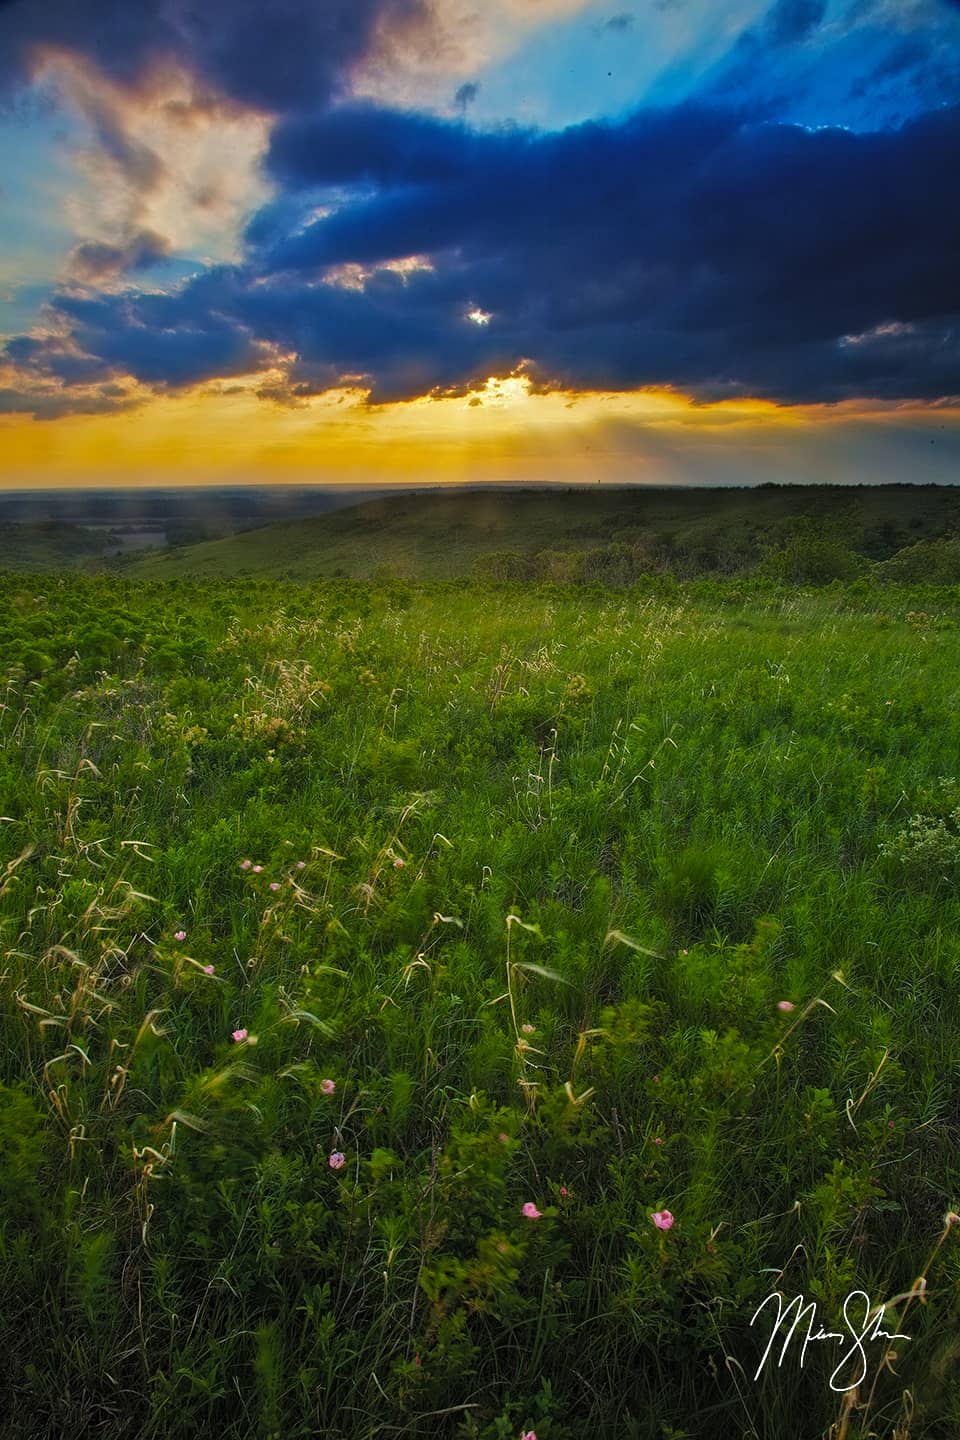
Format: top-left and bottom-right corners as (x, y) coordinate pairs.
(750, 1290), (911, 1392)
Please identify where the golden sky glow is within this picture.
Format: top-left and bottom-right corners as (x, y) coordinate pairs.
(3, 377), (958, 489)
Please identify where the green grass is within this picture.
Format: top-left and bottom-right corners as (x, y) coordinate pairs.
(119, 485), (960, 582)
(0, 522), (108, 572)
(2, 570), (960, 1439)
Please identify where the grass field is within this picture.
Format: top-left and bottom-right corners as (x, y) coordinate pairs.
(119, 485), (960, 582)
(3, 570), (960, 1439)
(0, 522), (108, 573)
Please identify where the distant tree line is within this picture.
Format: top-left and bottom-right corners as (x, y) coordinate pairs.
(471, 518), (960, 586)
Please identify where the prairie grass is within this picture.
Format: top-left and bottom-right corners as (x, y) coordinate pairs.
(1, 572), (960, 1439)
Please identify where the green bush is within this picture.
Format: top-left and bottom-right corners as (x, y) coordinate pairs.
(880, 778), (960, 876)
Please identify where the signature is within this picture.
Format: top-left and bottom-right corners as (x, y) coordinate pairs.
(750, 1290), (912, 1392)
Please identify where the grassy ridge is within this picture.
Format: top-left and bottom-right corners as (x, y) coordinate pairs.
(121, 485), (960, 581)
(0, 522), (108, 572)
(2, 573), (960, 1438)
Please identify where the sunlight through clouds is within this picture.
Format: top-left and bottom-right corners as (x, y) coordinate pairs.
(0, 0), (957, 485)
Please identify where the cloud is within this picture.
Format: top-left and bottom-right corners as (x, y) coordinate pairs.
(454, 81), (480, 110)
(263, 103), (492, 193)
(5, 97), (959, 408)
(764, 0), (827, 46)
(705, 0), (827, 82)
(694, 0), (960, 126)
(596, 13), (635, 34)
(689, 0), (831, 118)
(0, 380), (140, 419)
(7, 284), (271, 389)
(17, 48), (275, 294)
(0, 0), (598, 152)
(4, 333), (114, 385)
(854, 35), (928, 87)
(347, 0), (595, 115)
(66, 227), (172, 281)
(0, 1), (488, 307)
(0, 0), (434, 115)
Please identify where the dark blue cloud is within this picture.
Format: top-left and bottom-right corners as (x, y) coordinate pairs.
(2, 0), (958, 411)
(264, 104), (510, 192)
(62, 318), (266, 389)
(5, 334), (113, 386)
(694, 0), (960, 128)
(0, 0), (428, 113)
(7, 286), (269, 389)
(10, 98), (956, 408)
(764, 0), (827, 46)
(259, 103), (741, 273)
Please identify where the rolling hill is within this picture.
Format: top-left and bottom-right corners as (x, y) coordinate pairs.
(0, 522), (109, 572)
(121, 484), (960, 582)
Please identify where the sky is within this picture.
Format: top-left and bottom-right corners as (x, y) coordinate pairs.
(0, 0), (958, 489)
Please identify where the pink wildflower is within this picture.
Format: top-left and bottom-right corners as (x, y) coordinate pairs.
(654, 1137), (662, 1145)
(652, 1075), (660, 1084)
(522, 1023), (535, 1034)
(559, 1186), (568, 1197)
(240, 859), (252, 870)
(296, 860), (306, 869)
(252, 864), (263, 873)
(393, 858), (404, 869)
(269, 881), (281, 891)
(174, 930), (186, 941)
(413, 1355), (421, 1367)
(498, 1132), (509, 1143)
(203, 964), (215, 975)
(320, 1078), (336, 1095)
(681, 948), (689, 955)
(329, 1151), (346, 1170)
(521, 1431), (538, 1440)
(777, 1000), (796, 1013)
(652, 1209), (674, 1230)
(232, 1028), (248, 1043)
(888, 1120), (895, 1128)
(521, 1202), (542, 1219)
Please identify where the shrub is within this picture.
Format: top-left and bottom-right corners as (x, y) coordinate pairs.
(877, 538), (960, 584)
(879, 778), (960, 876)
